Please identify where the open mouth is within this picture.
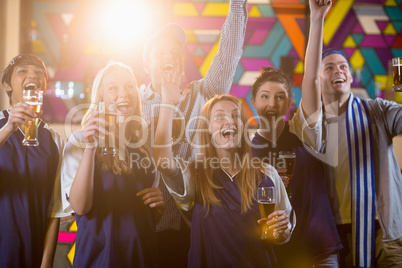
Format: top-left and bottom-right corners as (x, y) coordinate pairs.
(332, 78), (345, 84)
(24, 83), (38, 90)
(222, 129), (237, 138)
(116, 102), (130, 114)
(162, 63), (175, 71)
(266, 111), (276, 117)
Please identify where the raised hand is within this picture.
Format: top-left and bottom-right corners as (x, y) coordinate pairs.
(82, 110), (108, 148)
(309, 0), (332, 18)
(161, 69), (190, 106)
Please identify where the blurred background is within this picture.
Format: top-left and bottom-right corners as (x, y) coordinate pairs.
(1, 0), (401, 266)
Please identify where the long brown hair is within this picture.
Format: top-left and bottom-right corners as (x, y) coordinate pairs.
(191, 95), (266, 213)
(82, 62), (147, 175)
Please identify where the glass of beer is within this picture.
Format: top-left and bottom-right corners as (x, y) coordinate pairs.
(392, 57), (402, 92)
(257, 186), (276, 239)
(99, 102), (117, 156)
(22, 85), (43, 146)
(278, 151), (296, 199)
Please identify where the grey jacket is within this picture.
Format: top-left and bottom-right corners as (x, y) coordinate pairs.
(290, 95), (402, 241)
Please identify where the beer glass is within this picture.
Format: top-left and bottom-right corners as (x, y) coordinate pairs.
(22, 86), (43, 146)
(99, 102), (117, 156)
(257, 186), (276, 239)
(278, 151), (296, 199)
(392, 57), (402, 92)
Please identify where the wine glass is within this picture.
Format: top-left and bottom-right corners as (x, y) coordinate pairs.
(257, 186), (276, 239)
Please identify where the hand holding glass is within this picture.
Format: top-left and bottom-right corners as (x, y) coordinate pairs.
(257, 186), (276, 239)
(22, 86), (43, 146)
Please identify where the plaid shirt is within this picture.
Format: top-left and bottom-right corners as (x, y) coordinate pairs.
(141, 0), (248, 231)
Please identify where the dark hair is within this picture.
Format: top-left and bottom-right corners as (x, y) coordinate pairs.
(252, 67), (293, 100)
(1, 54), (48, 103)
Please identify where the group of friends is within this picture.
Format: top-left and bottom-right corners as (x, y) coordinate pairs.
(1, 0), (401, 267)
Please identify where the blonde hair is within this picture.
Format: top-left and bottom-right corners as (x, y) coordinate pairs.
(191, 95), (265, 213)
(82, 62), (147, 175)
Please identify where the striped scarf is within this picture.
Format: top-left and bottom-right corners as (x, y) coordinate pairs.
(345, 93), (375, 268)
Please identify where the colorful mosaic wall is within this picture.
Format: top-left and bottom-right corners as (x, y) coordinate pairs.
(29, 0), (402, 266)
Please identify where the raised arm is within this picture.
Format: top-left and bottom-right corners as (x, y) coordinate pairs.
(154, 105), (177, 175)
(65, 111), (106, 215)
(301, 0), (331, 126)
(154, 71), (188, 176)
(201, 0), (248, 97)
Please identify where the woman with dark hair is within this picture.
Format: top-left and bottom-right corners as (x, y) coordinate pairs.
(153, 69), (294, 267)
(61, 62), (164, 267)
(250, 66), (342, 267)
(0, 54), (69, 267)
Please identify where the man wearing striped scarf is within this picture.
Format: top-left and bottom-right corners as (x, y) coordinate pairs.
(291, 0), (402, 267)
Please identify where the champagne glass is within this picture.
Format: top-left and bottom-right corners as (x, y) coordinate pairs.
(22, 85), (43, 146)
(278, 151), (296, 199)
(257, 186), (276, 239)
(99, 102), (117, 156)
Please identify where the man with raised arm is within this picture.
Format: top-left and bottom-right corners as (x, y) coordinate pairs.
(298, 0), (402, 267)
(140, 1), (248, 266)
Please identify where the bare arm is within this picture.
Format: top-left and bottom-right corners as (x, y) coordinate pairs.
(68, 111), (106, 215)
(154, 103), (177, 176)
(40, 217), (60, 268)
(301, 0), (331, 126)
(154, 70), (189, 176)
(68, 148), (96, 215)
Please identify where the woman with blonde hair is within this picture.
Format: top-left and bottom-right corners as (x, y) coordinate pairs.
(61, 62), (164, 267)
(153, 71), (294, 267)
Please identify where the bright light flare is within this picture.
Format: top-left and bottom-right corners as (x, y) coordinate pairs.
(97, 0), (154, 52)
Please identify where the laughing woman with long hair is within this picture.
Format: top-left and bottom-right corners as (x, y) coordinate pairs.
(153, 72), (295, 267)
(61, 63), (164, 267)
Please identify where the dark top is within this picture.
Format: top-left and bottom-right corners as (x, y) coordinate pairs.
(0, 110), (59, 268)
(72, 149), (160, 268)
(251, 123), (342, 266)
(188, 169), (277, 268)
